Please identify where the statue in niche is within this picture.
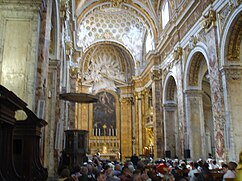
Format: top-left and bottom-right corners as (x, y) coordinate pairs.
(93, 92), (116, 136)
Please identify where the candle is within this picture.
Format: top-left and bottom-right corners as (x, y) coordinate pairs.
(98, 128), (100, 136)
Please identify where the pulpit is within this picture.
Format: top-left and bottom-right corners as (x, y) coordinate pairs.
(13, 107), (48, 181)
(65, 129), (88, 168)
(0, 85), (27, 180)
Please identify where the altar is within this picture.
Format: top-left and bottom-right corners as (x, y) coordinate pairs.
(99, 153), (119, 161)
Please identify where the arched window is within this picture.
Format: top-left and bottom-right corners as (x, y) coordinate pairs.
(145, 30), (154, 53)
(162, 0), (169, 29)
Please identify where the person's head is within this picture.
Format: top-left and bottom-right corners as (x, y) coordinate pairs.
(194, 162), (199, 169)
(228, 161), (237, 171)
(80, 166), (88, 175)
(141, 173), (149, 181)
(163, 173), (174, 181)
(114, 163), (121, 170)
(203, 162), (209, 170)
(96, 172), (107, 181)
(104, 166), (113, 177)
(222, 164), (229, 173)
(60, 168), (70, 178)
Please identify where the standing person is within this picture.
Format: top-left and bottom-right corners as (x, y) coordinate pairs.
(197, 162), (212, 181)
(188, 162), (199, 181)
(131, 153), (139, 169)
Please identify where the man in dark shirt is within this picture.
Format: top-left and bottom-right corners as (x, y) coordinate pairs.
(131, 154), (139, 169)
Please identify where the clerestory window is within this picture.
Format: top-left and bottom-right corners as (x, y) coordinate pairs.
(162, 0), (169, 29)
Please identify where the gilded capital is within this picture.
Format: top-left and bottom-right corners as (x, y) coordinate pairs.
(120, 97), (133, 104)
(151, 69), (162, 81)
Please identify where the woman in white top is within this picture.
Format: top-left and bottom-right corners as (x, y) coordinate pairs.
(188, 162), (199, 181)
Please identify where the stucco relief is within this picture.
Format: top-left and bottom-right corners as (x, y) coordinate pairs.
(218, 5), (232, 34)
(84, 52), (125, 93)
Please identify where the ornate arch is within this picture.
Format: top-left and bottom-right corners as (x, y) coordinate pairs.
(184, 45), (210, 90)
(163, 73), (177, 103)
(221, 5), (242, 65)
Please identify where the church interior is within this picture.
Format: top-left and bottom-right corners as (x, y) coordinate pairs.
(0, 0), (242, 180)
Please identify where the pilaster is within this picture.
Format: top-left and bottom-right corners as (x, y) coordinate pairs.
(221, 66), (242, 161)
(151, 69), (163, 159)
(120, 97), (133, 161)
(203, 10), (226, 161)
(185, 90), (206, 160)
(163, 103), (177, 158)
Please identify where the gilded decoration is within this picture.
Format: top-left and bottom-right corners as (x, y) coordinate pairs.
(201, 9), (216, 30)
(151, 69), (162, 81)
(188, 36), (198, 50)
(173, 47), (183, 60)
(100, 0), (132, 7)
(120, 97), (133, 104)
(227, 14), (242, 61)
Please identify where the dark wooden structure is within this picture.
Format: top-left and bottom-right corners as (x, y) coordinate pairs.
(0, 85), (48, 180)
(13, 107), (48, 181)
(0, 85), (27, 181)
(65, 129), (88, 168)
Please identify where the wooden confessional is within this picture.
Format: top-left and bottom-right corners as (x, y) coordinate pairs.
(0, 85), (48, 181)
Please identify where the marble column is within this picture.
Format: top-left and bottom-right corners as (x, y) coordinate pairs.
(45, 59), (60, 178)
(185, 90), (206, 160)
(176, 60), (186, 159)
(151, 69), (163, 159)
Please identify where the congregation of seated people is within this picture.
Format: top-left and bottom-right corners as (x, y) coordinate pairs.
(58, 151), (242, 181)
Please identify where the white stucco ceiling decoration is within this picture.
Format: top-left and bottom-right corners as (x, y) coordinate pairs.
(77, 8), (154, 64)
(75, 0), (159, 65)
